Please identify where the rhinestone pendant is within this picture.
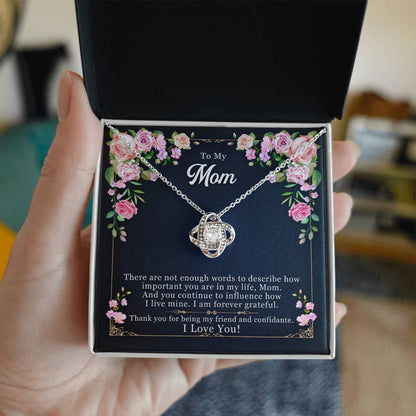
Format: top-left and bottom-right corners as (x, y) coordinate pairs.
(189, 213), (235, 258)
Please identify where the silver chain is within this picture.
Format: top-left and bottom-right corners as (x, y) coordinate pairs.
(105, 121), (326, 218)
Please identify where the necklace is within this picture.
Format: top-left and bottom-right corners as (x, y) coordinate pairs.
(105, 122), (326, 258)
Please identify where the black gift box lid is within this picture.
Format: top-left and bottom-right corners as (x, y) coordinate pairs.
(75, 0), (367, 123)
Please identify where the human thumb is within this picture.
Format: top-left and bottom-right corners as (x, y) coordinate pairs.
(19, 70), (102, 250)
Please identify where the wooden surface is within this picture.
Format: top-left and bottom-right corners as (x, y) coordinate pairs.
(339, 292), (416, 416)
(336, 230), (416, 264)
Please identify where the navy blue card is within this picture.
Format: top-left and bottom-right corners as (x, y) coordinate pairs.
(91, 121), (333, 356)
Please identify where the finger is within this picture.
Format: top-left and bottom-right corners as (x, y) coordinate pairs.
(22, 70), (102, 246)
(335, 302), (347, 326)
(81, 224), (92, 246)
(332, 141), (360, 182)
(333, 192), (353, 233)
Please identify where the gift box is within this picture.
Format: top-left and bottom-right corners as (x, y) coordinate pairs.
(75, 0), (367, 358)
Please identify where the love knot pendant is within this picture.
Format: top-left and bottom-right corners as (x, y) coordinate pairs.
(189, 212), (235, 258)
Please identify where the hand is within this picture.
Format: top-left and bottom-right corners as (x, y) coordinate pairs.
(0, 71), (358, 416)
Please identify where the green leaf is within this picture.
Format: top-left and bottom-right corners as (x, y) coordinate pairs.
(104, 167), (114, 185)
(116, 215), (125, 222)
(275, 172), (285, 182)
(233, 132), (237, 139)
(308, 231), (314, 240)
(281, 192), (293, 196)
(312, 226), (318, 232)
(107, 223), (113, 229)
(106, 211), (115, 219)
(153, 130), (163, 136)
(285, 183), (297, 188)
(111, 228), (117, 238)
(172, 131), (178, 138)
(312, 170), (322, 188)
(253, 140), (260, 145)
(307, 130), (317, 137)
(130, 181), (141, 185)
(134, 189), (145, 194)
(311, 214), (320, 222)
(300, 229), (306, 233)
(128, 129), (136, 137)
(167, 138), (175, 144)
(141, 170), (152, 180)
(301, 218), (309, 224)
(106, 140), (111, 146)
(264, 132), (274, 138)
(162, 159), (168, 166)
(137, 196), (145, 203)
(281, 197), (290, 205)
(291, 132), (300, 140)
(249, 132), (256, 139)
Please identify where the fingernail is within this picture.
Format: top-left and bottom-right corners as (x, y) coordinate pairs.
(338, 303), (347, 319)
(346, 140), (361, 159)
(57, 69), (72, 122)
(340, 192), (354, 208)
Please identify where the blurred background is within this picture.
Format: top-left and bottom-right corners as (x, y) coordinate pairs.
(0, 1), (415, 415)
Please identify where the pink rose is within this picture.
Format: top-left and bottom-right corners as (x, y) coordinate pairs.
(245, 148), (256, 160)
(306, 302), (314, 311)
(111, 180), (126, 189)
(117, 162), (141, 182)
(237, 134), (253, 150)
(115, 200), (137, 220)
(261, 136), (275, 153)
(109, 299), (118, 309)
(308, 313), (317, 321)
(289, 135), (317, 165)
(288, 202), (311, 222)
(110, 133), (136, 162)
(171, 147), (182, 159)
(157, 149), (168, 161)
(121, 298), (127, 306)
(153, 134), (166, 151)
(297, 314), (311, 326)
(286, 165), (310, 185)
(274, 132), (292, 153)
(260, 152), (270, 162)
(300, 183), (315, 191)
(106, 310), (115, 319)
(135, 130), (154, 152)
(174, 133), (191, 149)
(112, 312), (127, 324)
